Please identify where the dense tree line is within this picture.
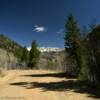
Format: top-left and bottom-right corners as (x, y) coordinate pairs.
(64, 14), (100, 83)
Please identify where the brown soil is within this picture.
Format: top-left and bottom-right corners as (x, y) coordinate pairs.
(0, 70), (100, 100)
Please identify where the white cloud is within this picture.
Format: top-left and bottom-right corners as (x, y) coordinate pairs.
(57, 29), (64, 35)
(33, 25), (46, 32)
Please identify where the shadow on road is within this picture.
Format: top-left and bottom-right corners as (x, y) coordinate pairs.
(10, 72), (100, 99)
(21, 72), (77, 79)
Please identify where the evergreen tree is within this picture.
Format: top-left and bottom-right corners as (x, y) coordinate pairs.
(85, 26), (100, 82)
(65, 15), (84, 75)
(20, 46), (29, 66)
(28, 40), (40, 68)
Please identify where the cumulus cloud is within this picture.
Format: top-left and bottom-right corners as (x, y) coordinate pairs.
(33, 25), (46, 32)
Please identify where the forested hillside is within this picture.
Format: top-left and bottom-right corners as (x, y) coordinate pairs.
(38, 51), (66, 71)
(0, 34), (24, 69)
(0, 48), (18, 69)
(0, 34), (23, 58)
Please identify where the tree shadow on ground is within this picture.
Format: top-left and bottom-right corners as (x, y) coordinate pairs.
(10, 80), (100, 99)
(21, 72), (77, 79)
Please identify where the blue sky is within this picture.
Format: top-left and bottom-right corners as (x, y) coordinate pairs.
(0, 0), (100, 48)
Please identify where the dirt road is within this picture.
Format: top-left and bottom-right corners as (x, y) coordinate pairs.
(0, 70), (99, 100)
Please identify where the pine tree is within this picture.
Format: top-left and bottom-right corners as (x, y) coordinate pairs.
(28, 40), (40, 68)
(85, 26), (100, 82)
(20, 46), (29, 66)
(65, 15), (84, 75)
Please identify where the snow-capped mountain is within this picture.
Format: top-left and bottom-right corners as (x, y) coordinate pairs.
(27, 47), (64, 52)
